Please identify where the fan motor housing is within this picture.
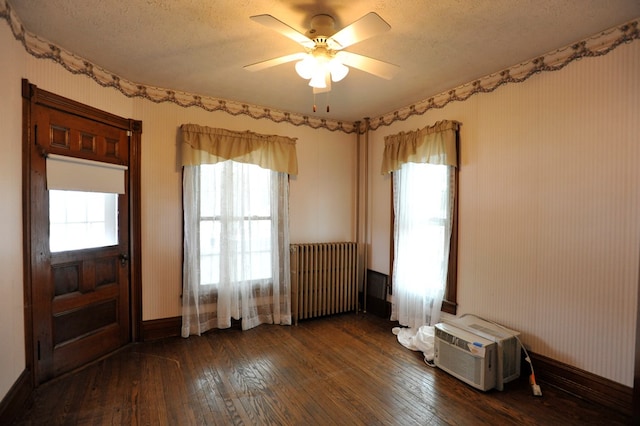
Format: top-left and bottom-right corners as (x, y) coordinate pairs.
(307, 14), (336, 39)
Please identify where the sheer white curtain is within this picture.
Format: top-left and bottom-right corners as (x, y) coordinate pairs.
(392, 162), (454, 328)
(180, 125), (297, 337)
(382, 120), (459, 330)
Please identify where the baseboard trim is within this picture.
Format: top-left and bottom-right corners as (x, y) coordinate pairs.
(531, 352), (632, 417)
(0, 369), (33, 425)
(142, 316), (182, 341)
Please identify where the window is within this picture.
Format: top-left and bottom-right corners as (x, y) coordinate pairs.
(382, 120), (460, 328)
(46, 153), (126, 253)
(180, 124), (297, 336)
(390, 164), (459, 315)
(182, 159), (292, 335)
(198, 162), (273, 285)
(394, 163), (452, 290)
(391, 162), (456, 327)
(49, 190), (118, 252)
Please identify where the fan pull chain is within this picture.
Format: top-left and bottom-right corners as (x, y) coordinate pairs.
(311, 92), (331, 113)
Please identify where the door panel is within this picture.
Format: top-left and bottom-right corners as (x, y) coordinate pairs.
(43, 108), (126, 162)
(29, 98), (132, 384)
(49, 246), (128, 377)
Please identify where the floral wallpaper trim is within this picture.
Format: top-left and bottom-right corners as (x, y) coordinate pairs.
(0, 0), (359, 134)
(366, 20), (639, 132)
(1, 1), (637, 135)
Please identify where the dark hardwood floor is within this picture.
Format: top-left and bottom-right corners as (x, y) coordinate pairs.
(13, 313), (631, 425)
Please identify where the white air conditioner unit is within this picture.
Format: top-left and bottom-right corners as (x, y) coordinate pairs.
(444, 315), (521, 391)
(434, 322), (497, 391)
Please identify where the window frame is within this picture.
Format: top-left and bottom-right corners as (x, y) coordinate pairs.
(389, 161), (459, 316)
(196, 161), (276, 288)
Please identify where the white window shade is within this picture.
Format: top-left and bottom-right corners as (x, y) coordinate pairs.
(46, 154), (128, 194)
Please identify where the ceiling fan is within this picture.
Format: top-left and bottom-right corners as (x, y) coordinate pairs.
(244, 12), (400, 94)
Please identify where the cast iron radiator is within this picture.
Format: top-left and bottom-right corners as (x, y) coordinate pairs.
(290, 242), (358, 324)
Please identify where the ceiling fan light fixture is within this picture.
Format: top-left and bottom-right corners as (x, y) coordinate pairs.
(297, 52), (348, 87)
(309, 68), (328, 88)
(328, 58), (349, 82)
(246, 12), (398, 95)
(295, 54), (317, 79)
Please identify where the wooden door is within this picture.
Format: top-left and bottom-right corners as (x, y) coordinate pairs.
(23, 82), (142, 384)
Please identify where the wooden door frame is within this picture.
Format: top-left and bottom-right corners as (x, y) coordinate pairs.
(21, 79), (143, 387)
(635, 245), (640, 423)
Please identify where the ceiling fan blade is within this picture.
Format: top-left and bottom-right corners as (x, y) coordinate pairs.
(244, 52), (307, 72)
(250, 14), (315, 49)
(336, 51), (399, 80)
(327, 12), (391, 50)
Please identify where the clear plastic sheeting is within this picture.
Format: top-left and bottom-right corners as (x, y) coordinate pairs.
(392, 325), (436, 365)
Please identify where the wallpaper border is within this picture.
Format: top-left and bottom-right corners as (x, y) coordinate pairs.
(1, 0), (637, 134)
(367, 19), (639, 131)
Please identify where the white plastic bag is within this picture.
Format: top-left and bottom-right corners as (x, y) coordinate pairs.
(392, 325), (435, 363)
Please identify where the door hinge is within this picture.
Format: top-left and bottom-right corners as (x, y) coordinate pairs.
(37, 340), (41, 361)
(127, 130), (132, 137)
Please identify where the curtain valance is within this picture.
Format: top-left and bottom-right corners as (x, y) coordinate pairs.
(181, 124), (298, 175)
(381, 120), (460, 174)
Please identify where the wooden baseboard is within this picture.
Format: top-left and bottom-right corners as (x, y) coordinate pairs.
(531, 352), (632, 417)
(0, 369), (33, 425)
(141, 316), (182, 341)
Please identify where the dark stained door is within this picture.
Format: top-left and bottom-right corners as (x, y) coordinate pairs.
(25, 84), (141, 384)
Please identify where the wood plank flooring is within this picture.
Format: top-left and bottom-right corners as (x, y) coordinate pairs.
(13, 313), (630, 425)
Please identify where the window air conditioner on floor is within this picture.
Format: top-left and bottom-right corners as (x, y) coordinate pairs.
(434, 323), (497, 391)
(434, 315), (522, 391)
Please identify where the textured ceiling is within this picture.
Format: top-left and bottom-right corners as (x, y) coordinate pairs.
(9, 0), (640, 122)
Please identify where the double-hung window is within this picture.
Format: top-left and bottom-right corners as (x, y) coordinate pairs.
(392, 162), (455, 327)
(198, 161), (273, 286)
(180, 124), (298, 337)
(382, 120), (460, 328)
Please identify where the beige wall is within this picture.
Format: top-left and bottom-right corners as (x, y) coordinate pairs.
(132, 100), (355, 319)
(0, 21), (27, 401)
(1, 14), (639, 403)
(367, 41), (640, 387)
(0, 19), (355, 399)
